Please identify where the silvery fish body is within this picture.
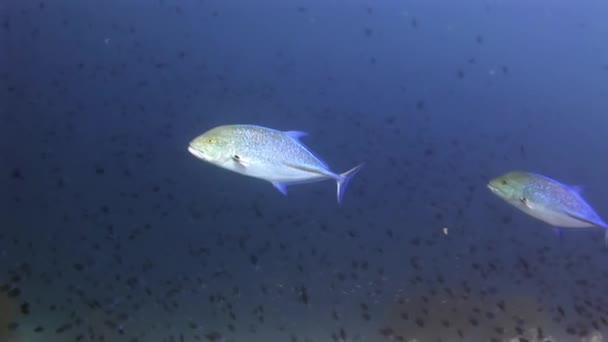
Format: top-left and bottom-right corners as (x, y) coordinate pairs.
(488, 171), (608, 241)
(188, 124), (363, 203)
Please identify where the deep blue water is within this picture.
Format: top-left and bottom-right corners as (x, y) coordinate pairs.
(2, 0), (608, 341)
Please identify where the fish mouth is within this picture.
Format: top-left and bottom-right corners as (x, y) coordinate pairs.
(188, 145), (206, 160)
(487, 183), (506, 197)
(487, 183), (499, 194)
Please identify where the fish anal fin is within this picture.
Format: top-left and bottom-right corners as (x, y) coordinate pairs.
(272, 182), (288, 196)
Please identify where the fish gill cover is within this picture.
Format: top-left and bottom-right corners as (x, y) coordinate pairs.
(1, 0), (608, 341)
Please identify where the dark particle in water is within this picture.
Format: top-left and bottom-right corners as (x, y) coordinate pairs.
(20, 301), (30, 315)
(416, 100), (426, 111)
(11, 168), (23, 180)
(298, 286), (309, 305)
(7, 287), (21, 298)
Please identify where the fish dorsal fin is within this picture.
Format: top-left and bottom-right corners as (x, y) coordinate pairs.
(282, 132), (330, 169)
(284, 131), (308, 141)
(570, 185), (584, 194)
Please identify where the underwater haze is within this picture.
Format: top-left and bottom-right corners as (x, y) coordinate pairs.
(2, 0), (608, 341)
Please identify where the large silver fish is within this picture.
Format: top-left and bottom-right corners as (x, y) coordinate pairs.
(488, 171), (608, 242)
(188, 125), (363, 203)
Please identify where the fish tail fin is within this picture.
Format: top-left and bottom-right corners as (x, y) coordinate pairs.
(336, 163), (364, 203)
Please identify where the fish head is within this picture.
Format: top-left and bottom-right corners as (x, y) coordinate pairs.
(487, 171), (530, 202)
(188, 126), (235, 163)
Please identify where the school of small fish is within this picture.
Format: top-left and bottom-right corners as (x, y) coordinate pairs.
(3, 1), (608, 342)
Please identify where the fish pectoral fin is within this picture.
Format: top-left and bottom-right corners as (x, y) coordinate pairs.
(271, 182), (288, 196)
(520, 197), (533, 209)
(282, 162), (332, 178)
(231, 154), (249, 169)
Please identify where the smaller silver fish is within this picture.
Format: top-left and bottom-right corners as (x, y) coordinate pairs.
(488, 171), (608, 242)
(188, 124), (364, 203)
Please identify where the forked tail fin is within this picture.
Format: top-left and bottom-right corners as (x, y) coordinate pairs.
(336, 163), (364, 203)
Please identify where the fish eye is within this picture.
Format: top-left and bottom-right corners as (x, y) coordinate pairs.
(207, 138), (216, 144)
(501, 180), (507, 185)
